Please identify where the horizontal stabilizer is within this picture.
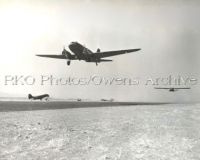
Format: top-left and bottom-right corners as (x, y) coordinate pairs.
(99, 59), (113, 62)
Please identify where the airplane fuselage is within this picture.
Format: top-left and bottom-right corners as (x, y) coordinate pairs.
(169, 88), (176, 92)
(28, 94), (49, 100)
(68, 42), (98, 62)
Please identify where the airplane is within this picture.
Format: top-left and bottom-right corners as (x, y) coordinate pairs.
(77, 98), (82, 102)
(28, 94), (50, 101)
(101, 98), (114, 102)
(154, 87), (191, 92)
(36, 41), (141, 66)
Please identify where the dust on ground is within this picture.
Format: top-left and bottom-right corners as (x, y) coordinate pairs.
(0, 103), (200, 160)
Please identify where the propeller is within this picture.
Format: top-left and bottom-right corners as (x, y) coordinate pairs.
(62, 45), (67, 55)
(96, 40), (101, 52)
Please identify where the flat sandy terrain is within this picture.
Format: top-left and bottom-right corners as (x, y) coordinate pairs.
(0, 102), (200, 160)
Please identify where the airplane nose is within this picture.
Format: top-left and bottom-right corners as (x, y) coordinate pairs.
(68, 43), (73, 49)
(69, 42), (77, 51)
(70, 41), (77, 45)
(69, 42), (76, 48)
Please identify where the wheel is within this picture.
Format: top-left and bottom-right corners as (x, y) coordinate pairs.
(67, 61), (71, 65)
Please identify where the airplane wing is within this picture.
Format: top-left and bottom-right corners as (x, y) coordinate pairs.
(154, 87), (190, 89)
(36, 55), (66, 59)
(173, 87), (190, 89)
(95, 49), (141, 58)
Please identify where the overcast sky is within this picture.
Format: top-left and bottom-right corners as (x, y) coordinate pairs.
(0, 0), (199, 102)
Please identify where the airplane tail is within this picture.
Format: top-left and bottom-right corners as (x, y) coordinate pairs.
(28, 94), (33, 99)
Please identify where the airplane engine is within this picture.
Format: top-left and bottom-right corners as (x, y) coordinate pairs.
(62, 48), (70, 58)
(97, 48), (100, 52)
(62, 49), (66, 55)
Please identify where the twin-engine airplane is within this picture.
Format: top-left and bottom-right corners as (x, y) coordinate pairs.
(28, 94), (50, 101)
(36, 42), (141, 66)
(154, 87), (191, 92)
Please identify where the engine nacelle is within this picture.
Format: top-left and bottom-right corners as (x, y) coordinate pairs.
(97, 48), (100, 52)
(62, 49), (66, 55)
(62, 49), (71, 59)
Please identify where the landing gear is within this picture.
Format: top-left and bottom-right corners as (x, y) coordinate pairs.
(67, 60), (71, 66)
(96, 62), (98, 66)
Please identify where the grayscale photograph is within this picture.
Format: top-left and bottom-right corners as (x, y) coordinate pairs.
(0, 0), (200, 159)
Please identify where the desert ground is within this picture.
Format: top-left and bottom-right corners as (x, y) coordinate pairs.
(0, 102), (200, 160)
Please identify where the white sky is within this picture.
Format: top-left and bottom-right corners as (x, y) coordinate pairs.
(0, 0), (199, 102)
